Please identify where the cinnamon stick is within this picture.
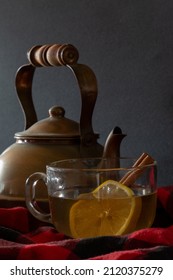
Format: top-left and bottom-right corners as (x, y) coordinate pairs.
(119, 152), (154, 186)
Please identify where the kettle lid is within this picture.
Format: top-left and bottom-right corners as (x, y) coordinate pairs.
(15, 106), (80, 140)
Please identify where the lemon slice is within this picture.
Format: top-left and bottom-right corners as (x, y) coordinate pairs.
(69, 180), (142, 238)
(93, 180), (135, 198)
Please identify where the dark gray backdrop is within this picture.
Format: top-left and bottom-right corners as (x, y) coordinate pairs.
(0, 0), (173, 186)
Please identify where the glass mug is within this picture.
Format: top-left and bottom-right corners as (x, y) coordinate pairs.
(25, 156), (157, 238)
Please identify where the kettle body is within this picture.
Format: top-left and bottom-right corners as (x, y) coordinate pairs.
(0, 132), (103, 205)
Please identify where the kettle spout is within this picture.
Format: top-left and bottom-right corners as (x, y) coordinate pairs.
(102, 126), (126, 158)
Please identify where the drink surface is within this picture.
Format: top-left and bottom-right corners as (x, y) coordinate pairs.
(48, 186), (157, 238)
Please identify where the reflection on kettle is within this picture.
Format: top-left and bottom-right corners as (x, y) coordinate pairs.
(0, 44), (126, 207)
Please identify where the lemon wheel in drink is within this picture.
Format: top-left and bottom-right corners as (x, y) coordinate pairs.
(69, 180), (142, 238)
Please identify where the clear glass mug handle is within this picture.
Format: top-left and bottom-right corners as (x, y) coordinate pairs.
(25, 172), (51, 223)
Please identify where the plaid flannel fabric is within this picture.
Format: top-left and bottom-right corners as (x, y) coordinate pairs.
(0, 186), (173, 260)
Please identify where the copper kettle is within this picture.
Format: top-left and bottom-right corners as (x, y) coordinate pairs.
(0, 43), (126, 207)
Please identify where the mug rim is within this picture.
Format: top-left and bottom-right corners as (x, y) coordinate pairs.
(46, 157), (157, 171)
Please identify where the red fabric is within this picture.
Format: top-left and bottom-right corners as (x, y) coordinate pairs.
(0, 186), (173, 260)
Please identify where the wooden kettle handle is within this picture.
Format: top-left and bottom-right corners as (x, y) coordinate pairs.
(27, 44), (79, 67)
